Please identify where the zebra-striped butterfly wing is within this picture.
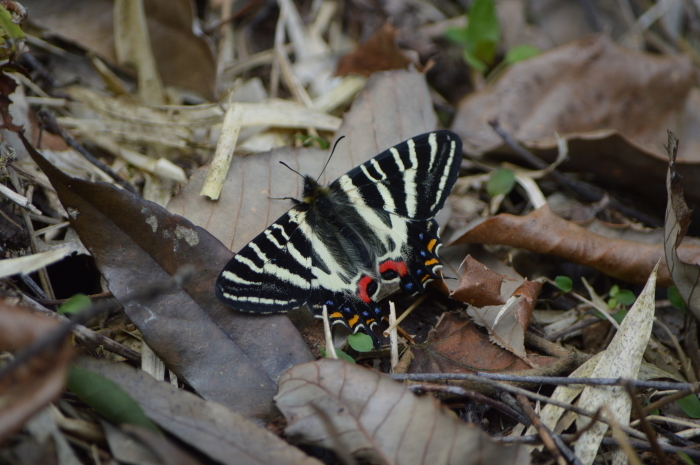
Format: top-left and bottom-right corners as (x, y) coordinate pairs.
(216, 131), (462, 348)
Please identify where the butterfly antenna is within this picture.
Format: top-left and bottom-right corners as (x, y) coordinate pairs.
(317, 135), (346, 182)
(279, 161), (304, 179)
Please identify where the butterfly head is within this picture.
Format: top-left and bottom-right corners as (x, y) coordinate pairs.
(302, 175), (330, 204)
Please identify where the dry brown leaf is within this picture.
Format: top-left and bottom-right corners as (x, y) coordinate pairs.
(0, 302), (74, 441)
(449, 255), (506, 307)
(24, 0), (216, 100)
(336, 23), (414, 77)
(77, 357), (322, 465)
(275, 358), (530, 465)
(451, 34), (700, 209)
(663, 132), (700, 320)
(451, 204), (700, 287)
(453, 35), (694, 156)
(168, 69), (439, 251)
(409, 312), (552, 375)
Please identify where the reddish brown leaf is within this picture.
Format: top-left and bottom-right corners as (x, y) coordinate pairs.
(336, 23), (415, 77)
(451, 204), (699, 287)
(0, 301), (74, 441)
(449, 255), (506, 307)
(409, 312), (555, 375)
(20, 133), (314, 420)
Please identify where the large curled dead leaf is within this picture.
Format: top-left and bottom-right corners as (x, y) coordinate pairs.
(76, 357), (322, 465)
(168, 69), (440, 252)
(0, 301), (74, 440)
(23, 0), (216, 99)
(275, 359), (530, 465)
(452, 34), (700, 209)
(336, 23), (414, 77)
(20, 134), (314, 420)
(664, 132), (700, 319)
(451, 203), (699, 287)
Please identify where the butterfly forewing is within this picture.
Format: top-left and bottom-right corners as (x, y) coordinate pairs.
(332, 131), (461, 220)
(216, 130), (463, 348)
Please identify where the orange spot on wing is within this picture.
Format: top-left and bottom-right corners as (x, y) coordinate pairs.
(348, 315), (360, 327)
(427, 239), (437, 252)
(424, 258), (439, 266)
(330, 312), (343, 319)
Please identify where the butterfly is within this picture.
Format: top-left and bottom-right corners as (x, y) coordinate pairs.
(216, 130), (462, 348)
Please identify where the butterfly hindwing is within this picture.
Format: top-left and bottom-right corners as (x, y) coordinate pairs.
(216, 130), (463, 348)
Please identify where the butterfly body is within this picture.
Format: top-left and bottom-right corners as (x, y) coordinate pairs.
(216, 131), (462, 348)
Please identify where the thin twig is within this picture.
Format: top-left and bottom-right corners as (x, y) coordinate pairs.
(516, 394), (579, 465)
(488, 119), (662, 227)
(36, 110), (138, 194)
(623, 381), (667, 464)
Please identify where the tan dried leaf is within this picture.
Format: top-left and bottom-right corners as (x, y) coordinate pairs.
(275, 359), (530, 465)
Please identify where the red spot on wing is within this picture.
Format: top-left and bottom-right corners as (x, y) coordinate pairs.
(357, 275), (375, 303)
(379, 259), (408, 277)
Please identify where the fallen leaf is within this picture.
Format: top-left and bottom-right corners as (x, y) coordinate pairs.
(103, 422), (202, 465)
(20, 133), (314, 420)
(275, 358), (530, 465)
(0, 302), (74, 441)
(336, 23), (414, 77)
(168, 69), (440, 253)
(663, 132), (700, 320)
(24, 0), (216, 100)
(0, 64), (26, 132)
(76, 357), (322, 465)
(452, 34), (700, 210)
(451, 203), (700, 287)
(409, 311), (547, 375)
(574, 264), (658, 465)
(449, 254), (506, 307)
(469, 279), (544, 361)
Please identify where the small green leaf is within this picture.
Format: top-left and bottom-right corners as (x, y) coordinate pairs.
(0, 6), (25, 41)
(677, 451), (696, 465)
(615, 289), (636, 306)
(554, 276), (573, 292)
(319, 346), (355, 363)
(607, 298), (618, 309)
(504, 44), (540, 64)
(486, 169), (515, 197)
(677, 394), (700, 419)
(668, 285), (687, 312)
(347, 333), (374, 352)
(445, 26), (469, 45)
(465, 0), (500, 65)
(463, 49), (487, 72)
(293, 134), (329, 149)
(611, 309), (627, 324)
(58, 294), (91, 315)
(609, 284), (620, 297)
(67, 366), (160, 432)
